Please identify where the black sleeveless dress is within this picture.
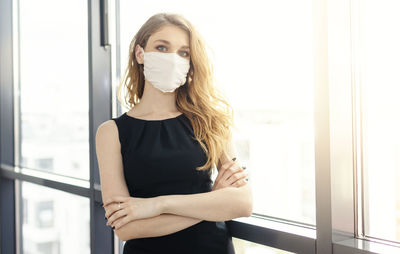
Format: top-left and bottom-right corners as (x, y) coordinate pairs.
(112, 112), (235, 254)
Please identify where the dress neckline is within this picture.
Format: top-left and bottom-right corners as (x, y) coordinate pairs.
(123, 112), (185, 122)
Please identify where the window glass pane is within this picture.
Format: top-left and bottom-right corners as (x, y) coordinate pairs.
(233, 238), (295, 254)
(19, 0), (89, 180)
(21, 181), (90, 253)
(118, 0), (315, 225)
(359, 0), (400, 243)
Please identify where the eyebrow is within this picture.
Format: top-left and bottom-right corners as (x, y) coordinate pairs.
(153, 39), (190, 49)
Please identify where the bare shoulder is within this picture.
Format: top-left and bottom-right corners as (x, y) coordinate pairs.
(95, 119), (121, 160)
(96, 120), (119, 144)
(96, 119), (118, 134)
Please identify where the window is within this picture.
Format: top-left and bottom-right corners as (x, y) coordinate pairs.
(21, 181), (90, 254)
(2, 0), (113, 253)
(35, 200), (54, 228)
(37, 242), (59, 254)
(18, 0), (90, 180)
(355, 0), (400, 243)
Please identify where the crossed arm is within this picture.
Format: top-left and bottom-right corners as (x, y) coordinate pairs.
(113, 185), (251, 241)
(114, 213), (202, 241)
(96, 120), (253, 242)
(111, 183), (252, 241)
(160, 184), (252, 221)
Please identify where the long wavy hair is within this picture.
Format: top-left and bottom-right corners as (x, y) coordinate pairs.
(117, 12), (235, 171)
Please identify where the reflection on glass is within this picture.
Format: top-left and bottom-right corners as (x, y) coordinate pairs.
(233, 238), (295, 254)
(21, 181), (90, 254)
(19, 0), (89, 179)
(118, 0), (315, 225)
(359, 0), (400, 243)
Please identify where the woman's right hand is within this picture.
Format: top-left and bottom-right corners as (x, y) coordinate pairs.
(212, 158), (248, 191)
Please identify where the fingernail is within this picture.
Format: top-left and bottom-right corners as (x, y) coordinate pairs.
(232, 157), (236, 161)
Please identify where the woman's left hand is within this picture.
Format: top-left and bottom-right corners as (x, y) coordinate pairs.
(103, 196), (162, 230)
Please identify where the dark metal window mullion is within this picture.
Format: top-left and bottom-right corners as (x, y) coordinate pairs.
(0, 0), (17, 252)
(88, 0), (113, 253)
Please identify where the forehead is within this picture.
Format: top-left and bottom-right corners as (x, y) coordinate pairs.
(149, 25), (189, 47)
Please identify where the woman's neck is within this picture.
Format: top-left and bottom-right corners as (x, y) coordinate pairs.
(134, 80), (179, 114)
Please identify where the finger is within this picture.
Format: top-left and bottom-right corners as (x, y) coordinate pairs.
(226, 171), (248, 186)
(107, 209), (127, 226)
(104, 203), (116, 219)
(103, 196), (129, 207)
(220, 162), (243, 182)
(107, 209), (122, 226)
(214, 162), (230, 183)
(233, 179), (248, 187)
(105, 202), (127, 219)
(113, 215), (129, 230)
(224, 165), (245, 182)
(103, 197), (127, 208)
(217, 158), (237, 175)
(215, 160), (237, 182)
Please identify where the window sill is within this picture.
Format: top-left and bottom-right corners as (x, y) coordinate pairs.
(227, 215), (316, 254)
(333, 238), (400, 254)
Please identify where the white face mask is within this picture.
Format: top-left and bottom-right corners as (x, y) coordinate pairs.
(140, 46), (190, 93)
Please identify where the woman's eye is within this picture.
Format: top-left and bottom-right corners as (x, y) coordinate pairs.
(156, 45), (189, 57)
(180, 51), (190, 57)
(156, 45), (167, 51)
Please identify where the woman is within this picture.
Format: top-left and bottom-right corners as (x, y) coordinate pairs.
(95, 12), (253, 254)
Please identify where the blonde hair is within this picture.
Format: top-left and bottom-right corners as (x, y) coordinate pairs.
(117, 12), (234, 171)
